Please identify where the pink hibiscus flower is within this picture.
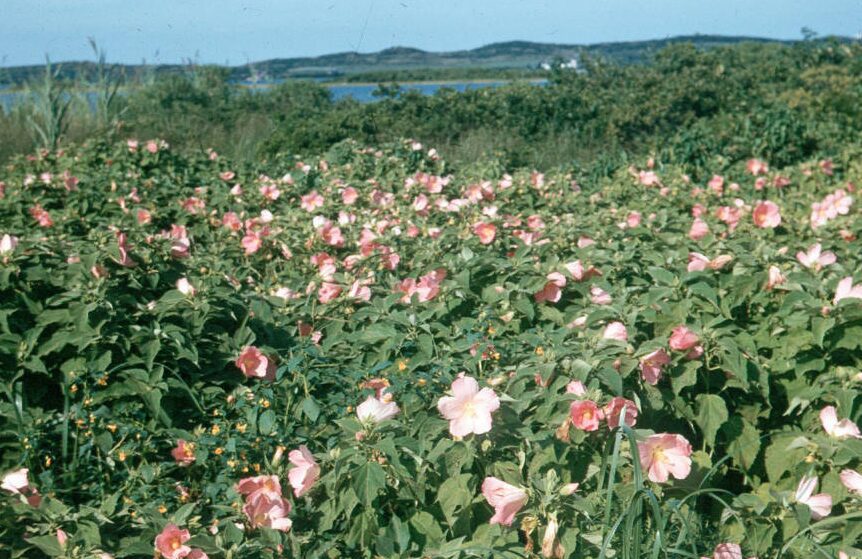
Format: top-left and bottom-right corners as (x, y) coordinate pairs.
(437, 374), (501, 437)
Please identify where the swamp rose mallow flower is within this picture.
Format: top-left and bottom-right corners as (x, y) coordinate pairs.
(356, 396), (400, 424)
(637, 433), (692, 483)
(287, 445), (319, 498)
(569, 400), (603, 431)
(437, 374), (500, 437)
(796, 243), (836, 271)
(839, 469), (862, 495)
(235, 346), (276, 381)
(0, 234), (18, 255)
(602, 321), (628, 342)
(170, 440), (196, 466)
(604, 397), (638, 428)
(820, 405), (862, 439)
(834, 277), (862, 305)
(795, 475), (832, 520)
(243, 492), (293, 532)
(1, 467), (41, 507)
(481, 477), (528, 526)
(473, 222), (497, 244)
(752, 201), (781, 228)
(669, 326), (699, 351)
(640, 348), (670, 385)
(154, 524), (191, 559)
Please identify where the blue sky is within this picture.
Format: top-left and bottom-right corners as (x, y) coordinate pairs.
(1, 0), (859, 66)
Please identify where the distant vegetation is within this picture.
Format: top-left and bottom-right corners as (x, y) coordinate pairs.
(0, 34), (842, 86)
(1, 38), (860, 177)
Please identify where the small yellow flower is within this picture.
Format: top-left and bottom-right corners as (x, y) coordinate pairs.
(118, 451), (126, 462)
(70, 385), (78, 394)
(487, 326), (496, 335)
(44, 456), (52, 467)
(261, 399), (271, 409)
(214, 447), (224, 455)
(236, 423), (247, 434)
(253, 463), (261, 473)
(227, 459), (238, 468)
(107, 424), (118, 433)
(398, 360), (408, 372)
(535, 346), (545, 356)
(211, 425), (221, 436)
(158, 505), (167, 514)
(417, 378), (427, 387)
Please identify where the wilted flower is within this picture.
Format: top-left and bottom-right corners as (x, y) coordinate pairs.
(839, 469), (862, 495)
(604, 397), (638, 428)
(170, 440), (196, 466)
(481, 477), (528, 526)
(287, 445), (319, 498)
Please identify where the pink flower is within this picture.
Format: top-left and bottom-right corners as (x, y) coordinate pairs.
(637, 433), (692, 483)
(356, 396), (400, 424)
(154, 524), (191, 559)
(566, 380), (587, 395)
(342, 187), (358, 205)
(176, 278), (195, 297)
(481, 477), (528, 526)
(287, 445), (320, 498)
(604, 397), (638, 428)
(437, 375), (500, 437)
(640, 348), (670, 384)
(397, 269), (446, 303)
(235, 346), (276, 381)
(590, 286), (612, 305)
(0, 234), (18, 255)
(746, 158), (769, 175)
(188, 550), (209, 559)
(170, 440), (196, 466)
(114, 232), (135, 267)
(711, 543), (743, 559)
(796, 244), (836, 271)
(820, 406), (861, 439)
(473, 222), (497, 244)
(834, 277), (862, 305)
(348, 280), (372, 302)
(839, 469), (862, 495)
(752, 201), (781, 228)
(300, 191), (324, 212)
(241, 231), (262, 255)
(603, 321), (628, 342)
(535, 272), (566, 304)
(687, 252), (732, 272)
(317, 282), (342, 304)
(243, 492), (293, 531)
(569, 400), (603, 431)
(235, 475), (282, 500)
(565, 260), (601, 281)
(669, 326), (699, 351)
(689, 218), (710, 241)
(795, 476), (832, 520)
(766, 265), (786, 291)
(1, 468), (31, 495)
(137, 209), (152, 225)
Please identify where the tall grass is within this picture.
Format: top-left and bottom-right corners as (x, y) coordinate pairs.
(21, 58), (72, 151)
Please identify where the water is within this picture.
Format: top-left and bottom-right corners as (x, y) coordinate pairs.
(0, 79), (547, 112)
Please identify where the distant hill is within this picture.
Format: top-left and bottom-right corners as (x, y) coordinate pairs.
(0, 34), (852, 86)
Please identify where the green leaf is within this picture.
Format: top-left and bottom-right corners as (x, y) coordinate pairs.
(696, 394), (728, 448)
(725, 417), (761, 471)
(352, 462), (386, 505)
